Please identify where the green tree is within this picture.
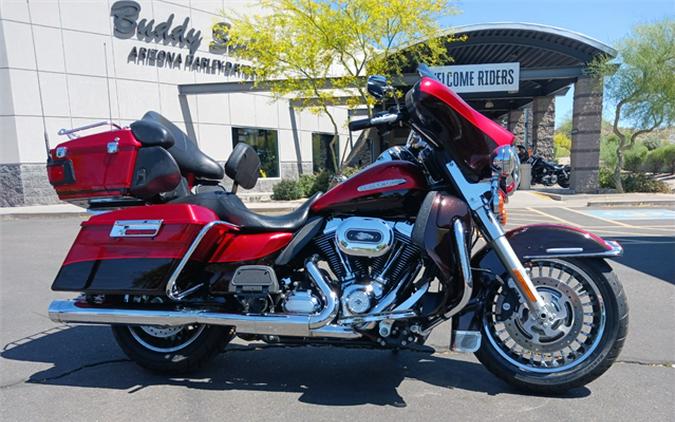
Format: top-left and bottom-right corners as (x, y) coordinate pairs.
(593, 19), (675, 192)
(220, 0), (460, 172)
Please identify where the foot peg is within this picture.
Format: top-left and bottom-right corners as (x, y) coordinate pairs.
(451, 330), (481, 353)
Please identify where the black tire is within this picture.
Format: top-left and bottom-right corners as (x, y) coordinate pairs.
(475, 258), (628, 394)
(112, 324), (234, 374)
(558, 174), (570, 188)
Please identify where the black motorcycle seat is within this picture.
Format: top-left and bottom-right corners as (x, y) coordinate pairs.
(133, 111), (225, 181)
(171, 191), (322, 232)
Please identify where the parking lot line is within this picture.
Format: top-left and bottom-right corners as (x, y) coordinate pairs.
(562, 207), (634, 227)
(525, 207), (581, 227)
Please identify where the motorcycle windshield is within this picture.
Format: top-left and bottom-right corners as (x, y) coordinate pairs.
(407, 76), (515, 180)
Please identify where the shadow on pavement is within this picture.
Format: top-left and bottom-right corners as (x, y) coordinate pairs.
(607, 236), (675, 285)
(2, 325), (590, 406)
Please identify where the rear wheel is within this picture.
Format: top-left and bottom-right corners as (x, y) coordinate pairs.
(475, 258), (628, 393)
(112, 324), (234, 374)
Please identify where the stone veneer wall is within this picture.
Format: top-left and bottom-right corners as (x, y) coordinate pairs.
(532, 96), (556, 160)
(0, 163), (60, 206)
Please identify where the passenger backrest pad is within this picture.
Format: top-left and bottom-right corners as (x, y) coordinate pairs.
(129, 119), (176, 148)
(225, 143), (260, 190)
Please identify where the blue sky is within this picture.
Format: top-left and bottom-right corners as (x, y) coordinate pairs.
(439, 0), (675, 127)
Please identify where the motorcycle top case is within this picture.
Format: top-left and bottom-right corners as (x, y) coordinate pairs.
(51, 204), (235, 295)
(46, 129), (181, 205)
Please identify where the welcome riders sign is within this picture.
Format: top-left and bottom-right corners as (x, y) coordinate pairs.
(430, 63), (520, 93)
(110, 1), (251, 77)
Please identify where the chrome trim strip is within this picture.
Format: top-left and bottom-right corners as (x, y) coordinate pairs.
(357, 178), (407, 192)
(525, 241), (623, 259)
(545, 247), (584, 254)
(110, 219), (163, 238)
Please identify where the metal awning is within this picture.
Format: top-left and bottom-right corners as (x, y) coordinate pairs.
(399, 22), (617, 118)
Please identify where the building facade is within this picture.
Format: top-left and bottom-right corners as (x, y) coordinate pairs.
(0, 0), (352, 206)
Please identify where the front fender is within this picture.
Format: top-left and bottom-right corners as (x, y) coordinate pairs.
(471, 223), (623, 276)
(451, 224), (622, 333)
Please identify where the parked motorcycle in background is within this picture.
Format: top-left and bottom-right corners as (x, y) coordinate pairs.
(517, 145), (571, 188)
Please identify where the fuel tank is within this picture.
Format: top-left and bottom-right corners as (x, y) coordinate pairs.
(311, 161), (427, 218)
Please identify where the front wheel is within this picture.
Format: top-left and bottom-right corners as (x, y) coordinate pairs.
(475, 258), (628, 393)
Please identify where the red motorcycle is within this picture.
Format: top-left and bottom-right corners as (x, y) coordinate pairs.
(46, 65), (627, 393)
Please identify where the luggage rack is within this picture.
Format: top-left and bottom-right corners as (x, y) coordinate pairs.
(58, 121), (124, 139)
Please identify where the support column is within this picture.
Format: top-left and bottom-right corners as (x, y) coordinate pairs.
(506, 110), (523, 132)
(507, 108), (531, 146)
(570, 76), (603, 193)
(532, 96), (555, 160)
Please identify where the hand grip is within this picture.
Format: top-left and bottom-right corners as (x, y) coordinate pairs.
(348, 118), (373, 131)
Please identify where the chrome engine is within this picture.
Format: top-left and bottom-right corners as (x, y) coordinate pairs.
(313, 217), (421, 317)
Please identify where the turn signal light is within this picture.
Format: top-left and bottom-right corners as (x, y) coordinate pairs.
(497, 190), (508, 225)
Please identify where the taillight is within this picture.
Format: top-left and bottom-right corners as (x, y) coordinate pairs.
(47, 163), (66, 183)
(47, 159), (75, 186)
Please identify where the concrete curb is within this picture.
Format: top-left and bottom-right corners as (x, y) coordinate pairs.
(586, 199), (675, 207)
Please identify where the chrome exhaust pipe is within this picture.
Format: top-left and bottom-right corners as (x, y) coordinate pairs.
(48, 256), (358, 339)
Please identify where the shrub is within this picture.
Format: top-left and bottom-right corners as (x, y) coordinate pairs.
(311, 170), (332, 194)
(297, 174), (317, 197)
(272, 179), (303, 200)
(643, 147), (665, 173)
(642, 136), (662, 151)
(600, 135), (619, 168)
(599, 167), (615, 188)
(661, 144), (675, 174)
(553, 133), (571, 158)
(555, 146), (570, 159)
(623, 143), (648, 172)
(339, 166), (361, 177)
(621, 173), (671, 193)
(643, 144), (675, 174)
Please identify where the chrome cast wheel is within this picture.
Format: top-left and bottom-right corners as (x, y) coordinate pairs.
(128, 324), (206, 353)
(483, 259), (606, 373)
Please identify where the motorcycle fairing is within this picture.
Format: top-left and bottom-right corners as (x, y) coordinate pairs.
(407, 77), (515, 181)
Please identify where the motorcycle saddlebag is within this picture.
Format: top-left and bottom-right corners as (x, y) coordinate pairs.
(51, 204), (236, 295)
(47, 129), (181, 206)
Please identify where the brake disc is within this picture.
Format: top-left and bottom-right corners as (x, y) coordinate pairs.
(497, 277), (585, 354)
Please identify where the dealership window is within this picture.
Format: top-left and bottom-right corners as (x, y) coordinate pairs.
(232, 127), (279, 178)
(312, 133), (339, 173)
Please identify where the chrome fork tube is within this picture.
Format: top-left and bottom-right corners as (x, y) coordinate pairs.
(444, 161), (551, 320)
(472, 206), (550, 319)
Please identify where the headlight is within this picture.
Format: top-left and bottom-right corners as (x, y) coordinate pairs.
(492, 146), (520, 196)
(492, 146), (517, 177)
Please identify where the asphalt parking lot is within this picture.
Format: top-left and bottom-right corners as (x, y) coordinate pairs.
(1, 205), (673, 421)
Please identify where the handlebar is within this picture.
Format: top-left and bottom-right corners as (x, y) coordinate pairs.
(348, 112), (401, 131)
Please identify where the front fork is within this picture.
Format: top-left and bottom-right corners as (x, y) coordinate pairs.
(472, 206), (553, 320)
(445, 161), (554, 322)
